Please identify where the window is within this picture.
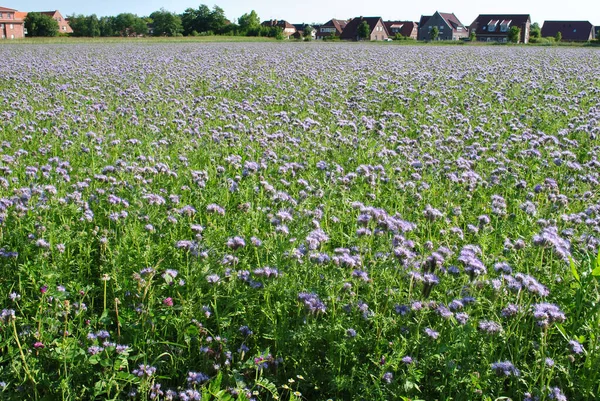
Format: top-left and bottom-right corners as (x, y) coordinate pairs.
(10, 24), (13, 29)
(573, 29), (576, 32)
(11, 34), (14, 39)
(483, 25), (487, 30)
(62, 26), (66, 31)
(440, 25), (444, 29)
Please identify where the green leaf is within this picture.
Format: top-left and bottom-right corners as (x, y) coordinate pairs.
(255, 377), (279, 399)
(570, 257), (580, 283)
(592, 249), (600, 276)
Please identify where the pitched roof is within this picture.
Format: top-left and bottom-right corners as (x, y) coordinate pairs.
(261, 19), (295, 30)
(470, 14), (531, 35)
(438, 12), (466, 30)
(340, 16), (385, 39)
(384, 21), (418, 37)
(15, 11), (27, 20)
(419, 15), (432, 27)
(0, 6), (18, 12)
(322, 18), (347, 33)
(541, 21), (594, 41)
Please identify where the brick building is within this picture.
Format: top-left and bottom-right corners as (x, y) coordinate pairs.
(0, 6), (25, 39)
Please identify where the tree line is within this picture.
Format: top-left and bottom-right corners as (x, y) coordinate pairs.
(65, 6), (285, 38)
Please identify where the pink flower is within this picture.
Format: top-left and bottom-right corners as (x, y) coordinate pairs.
(163, 297), (174, 307)
(33, 342), (44, 349)
(40, 285), (48, 294)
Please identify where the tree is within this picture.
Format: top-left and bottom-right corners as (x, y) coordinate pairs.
(24, 12), (59, 37)
(469, 30), (476, 41)
(555, 31), (562, 42)
(181, 5), (227, 36)
(303, 25), (314, 40)
(430, 26), (439, 41)
(150, 9), (182, 36)
(530, 22), (541, 39)
(508, 26), (521, 43)
(99, 16), (116, 36)
(238, 10), (260, 34)
(357, 21), (370, 40)
(86, 15), (101, 37)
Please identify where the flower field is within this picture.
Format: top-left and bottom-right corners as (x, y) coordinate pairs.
(1, 42), (600, 400)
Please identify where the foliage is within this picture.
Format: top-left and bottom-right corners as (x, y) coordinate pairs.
(303, 25), (314, 40)
(149, 9), (182, 37)
(181, 5), (227, 36)
(430, 26), (439, 40)
(68, 14), (101, 37)
(357, 21), (370, 40)
(530, 22), (541, 39)
(237, 10), (261, 35)
(555, 31), (563, 42)
(0, 43), (599, 401)
(508, 26), (521, 43)
(469, 30), (476, 41)
(24, 12), (59, 37)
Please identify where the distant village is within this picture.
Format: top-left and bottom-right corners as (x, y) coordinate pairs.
(1, 5), (599, 43)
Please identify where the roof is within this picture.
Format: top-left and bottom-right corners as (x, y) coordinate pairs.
(419, 15), (432, 27)
(438, 12), (467, 30)
(320, 18), (347, 33)
(470, 14), (531, 35)
(384, 21), (417, 37)
(0, 6), (18, 12)
(340, 16), (386, 39)
(261, 19), (295, 30)
(541, 21), (594, 41)
(38, 11), (59, 17)
(15, 11), (27, 19)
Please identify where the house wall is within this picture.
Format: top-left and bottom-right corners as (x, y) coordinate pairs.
(370, 20), (388, 41)
(49, 11), (73, 34)
(0, 11), (25, 39)
(418, 14), (453, 40)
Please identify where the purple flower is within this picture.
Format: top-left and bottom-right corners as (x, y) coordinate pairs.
(478, 320), (503, 334)
(88, 345), (104, 355)
(548, 387), (567, 401)
(401, 356), (414, 364)
(568, 339), (583, 354)
(425, 328), (439, 339)
(346, 328), (357, 337)
(298, 292), (326, 314)
(490, 361), (520, 376)
(133, 364), (157, 378)
(382, 372), (393, 384)
(532, 303), (566, 327)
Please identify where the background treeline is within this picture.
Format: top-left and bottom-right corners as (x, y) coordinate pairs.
(67, 6), (284, 38)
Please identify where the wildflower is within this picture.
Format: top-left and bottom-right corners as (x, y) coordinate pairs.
(455, 312), (469, 325)
(568, 339), (583, 354)
(206, 274), (220, 284)
(346, 328), (357, 337)
(532, 303), (566, 327)
(0, 309), (15, 323)
(425, 328), (439, 339)
(548, 387), (567, 401)
(187, 371), (209, 384)
(402, 356), (414, 364)
(545, 358), (555, 367)
(298, 292), (326, 314)
(88, 345), (104, 355)
(33, 341), (44, 349)
(478, 320), (503, 334)
(133, 364), (157, 378)
(239, 326), (253, 336)
(490, 361), (520, 376)
(382, 372), (393, 384)
(163, 297), (174, 307)
(501, 303), (521, 318)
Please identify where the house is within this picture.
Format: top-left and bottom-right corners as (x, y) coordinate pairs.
(384, 21), (418, 39)
(595, 26), (600, 39)
(0, 6), (25, 39)
(541, 21), (595, 41)
(292, 23), (316, 40)
(469, 14), (531, 43)
(316, 18), (347, 40)
(261, 19), (296, 39)
(14, 10), (73, 35)
(417, 12), (468, 41)
(340, 16), (389, 41)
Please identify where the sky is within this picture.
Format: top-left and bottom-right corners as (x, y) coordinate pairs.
(7, 0), (599, 26)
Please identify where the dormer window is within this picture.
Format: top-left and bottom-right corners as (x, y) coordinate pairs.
(500, 20), (512, 32)
(488, 20), (498, 32)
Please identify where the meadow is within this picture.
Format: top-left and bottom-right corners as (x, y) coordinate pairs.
(0, 42), (599, 401)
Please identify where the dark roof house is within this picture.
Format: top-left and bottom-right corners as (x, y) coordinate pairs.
(316, 18), (347, 39)
(417, 12), (468, 40)
(384, 21), (418, 39)
(541, 21), (595, 41)
(340, 16), (389, 41)
(469, 14), (531, 43)
(261, 19), (296, 38)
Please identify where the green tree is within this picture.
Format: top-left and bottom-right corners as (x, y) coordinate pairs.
(24, 12), (59, 37)
(181, 5), (226, 36)
(530, 22), (541, 39)
(508, 26), (521, 43)
(430, 26), (439, 40)
(555, 31), (562, 42)
(67, 14), (88, 36)
(469, 30), (476, 41)
(303, 25), (314, 40)
(99, 16), (116, 36)
(238, 10), (260, 34)
(357, 21), (370, 40)
(86, 15), (101, 37)
(150, 9), (182, 36)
